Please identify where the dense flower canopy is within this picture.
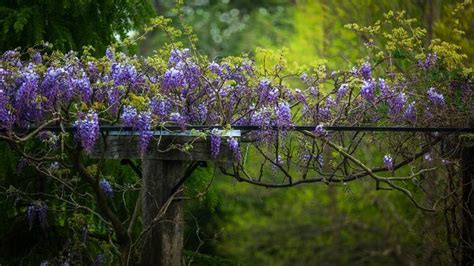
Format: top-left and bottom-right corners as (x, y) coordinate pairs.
(0, 47), (472, 157)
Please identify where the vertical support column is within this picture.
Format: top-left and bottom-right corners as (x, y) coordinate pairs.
(461, 144), (474, 266)
(141, 159), (185, 266)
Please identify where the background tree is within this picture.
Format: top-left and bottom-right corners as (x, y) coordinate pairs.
(0, 0), (153, 55)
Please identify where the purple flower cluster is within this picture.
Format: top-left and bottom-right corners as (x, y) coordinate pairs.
(359, 62), (372, 80)
(274, 101), (291, 128)
(227, 137), (241, 161)
(387, 92), (406, 116)
(210, 129), (221, 159)
(427, 87), (445, 106)
(99, 179), (114, 198)
(361, 79), (376, 102)
(404, 101), (416, 122)
(418, 53), (438, 69)
(121, 105), (138, 126)
(150, 98), (171, 120)
(336, 84), (348, 103)
(136, 111), (153, 155)
(313, 124), (326, 137)
(73, 110), (100, 154)
(383, 154), (394, 172)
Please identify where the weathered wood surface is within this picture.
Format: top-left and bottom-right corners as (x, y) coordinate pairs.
(141, 159), (185, 266)
(91, 133), (237, 161)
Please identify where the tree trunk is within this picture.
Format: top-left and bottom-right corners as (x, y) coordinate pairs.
(461, 143), (474, 266)
(141, 159), (185, 266)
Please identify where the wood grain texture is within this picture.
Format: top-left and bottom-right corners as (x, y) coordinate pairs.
(91, 135), (233, 162)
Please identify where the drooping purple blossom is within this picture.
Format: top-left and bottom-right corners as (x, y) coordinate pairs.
(210, 129), (221, 159)
(136, 111), (153, 155)
(274, 101), (291, 128)
(427, 87), (445, 106)
(313, 124), (326, 137)
(105, 47), (115, 61)
(361, 79), (376, 102)
(384, 154), (394, 172)
(404, 101), (416, 122)
(388, 92), (406, 116)
(150, 98), (171, 120)
(258, 79), (279, 104)
(359, 62), (372, 80)
(73, 110), (100, 154)
(121, 105), (138, 126)
(169, 48), (191, 66)
(170, 112), (186, 128)
(227, 137), (241, 161)
(111, 63), (139, 87)
(300, 72), (312, 85)
(209, 61), (223, 76)
(294, 89), (306, 104)
(378, 78), (391, 98)
(336, 84), (348, 102)
(99, 179), (114, 198)
(418, 53), (438, 69)
(251, 107), (272, 127)
(0, 88), (14, 129)
(162, 68), (185, 90)
(309, 86), (319, 98)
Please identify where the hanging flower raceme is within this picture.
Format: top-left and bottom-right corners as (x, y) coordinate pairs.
(210, 129), (221, 159)
(74, 110), (100, 154)
(383, 154), (394, 172)
(313, 124), (327, 137)
(99, 179), (114, 198)
(227, 137), (241, 161)
(427, 87), (445, 106)
(361, 79), (376, 102)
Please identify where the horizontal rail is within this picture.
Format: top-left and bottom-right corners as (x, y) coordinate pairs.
(1, 125), (473, 133)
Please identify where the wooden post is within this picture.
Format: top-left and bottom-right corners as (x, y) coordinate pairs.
(142, 159), (185, 266)
(92, 131), (237, 266)
(461, 142), (474, 266)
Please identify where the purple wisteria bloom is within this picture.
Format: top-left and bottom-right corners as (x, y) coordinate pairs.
(73, 110), (100, 154)
(0, 88), (14, 129)
(361, 79), (376, 102)
(359, 62), (372, 80)
(384, 154), (394, 172)
(136, 111), (153, 155)
(274, 101), (291, 128)
(378, 78), (391, 98)
(427, 87), (445, 106)
(99, 179), (114, 198)
(313, 124), (327, 137)
(210, 129), (221, 159)
(336, 84), (348, 102)
(121, 105), (138, 126)
(388, 92), (406, 116)
(404, 101), (416, 122)
(227, 137), (241, 161)
(418, 53), (438, 69)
